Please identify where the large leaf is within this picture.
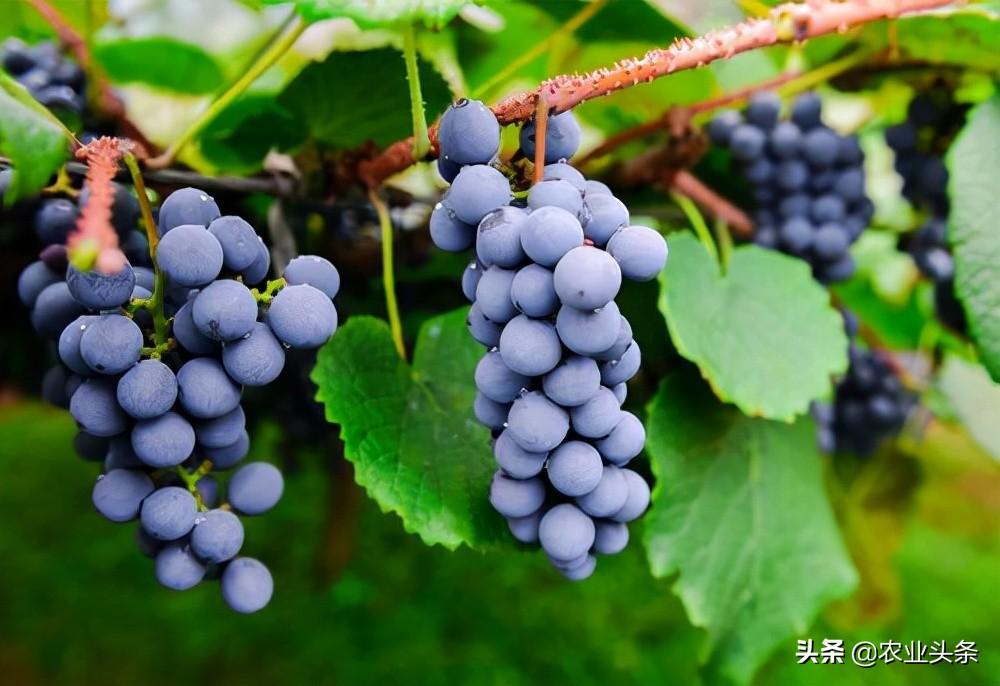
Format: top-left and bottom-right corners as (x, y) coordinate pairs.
(859, 3), (1000, 72)
(659, 233), (848, 420)
(935, 355), (1000, 461)
(279, 48), (452, 149)
(0, 73), (71, 203)
(948, 95), (1000, 381)
(94, 37), (226, 94)
(268, 0), (469, 28)
(644, 370), (857, 685)
(311, 311), (506, 549)
(197, 94), (306, 174)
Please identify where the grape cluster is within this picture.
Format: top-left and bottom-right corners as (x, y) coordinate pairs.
(17, 186), (340, 612)
(1, 38), (86, 113)
(887, 90), (968, 332)
(813, 315), (911, 457)
(431, 99), (667, 579)
(709, 92), (874, 283)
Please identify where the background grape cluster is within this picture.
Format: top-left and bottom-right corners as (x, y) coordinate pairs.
(429, 100), (666, 579)
(17, 184), (340, 612)
(1, 37), (86, 114)
(813, 314), (913, 457)
(887, 89), (968, 332)
(709, 91), (874, 283)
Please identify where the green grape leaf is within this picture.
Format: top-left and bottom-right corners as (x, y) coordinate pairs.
(197, 95), (306, 174)
(0, 73), (71, 203)
(859, 3), (1000, 71)
(94, 38), (226, 94)
(935, 356), (1000, 461)
(948, 94), (1000, 382)
(311, 311), (506, 549)
(279, 48), (452, 149)
(659, 233), (848, 420)
(266, 0), (469, 29)
(644, 369), (858, 685)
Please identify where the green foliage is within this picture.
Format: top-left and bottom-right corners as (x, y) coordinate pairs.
(0, 72), (70, 202)
(658, 233), (848, 420)
(644, 369), (858, 685)
(94, 38), (226, 94)
(269, 0), (469, 29)
(948, 95), (1000, 381)
(312, 312), (506, 549)
(279, 48), (453, 149)
(935, 356), (1000, 461)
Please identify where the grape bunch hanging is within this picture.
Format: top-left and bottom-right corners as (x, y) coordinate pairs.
(429, 100), (666, 579)
(1, 38), (86, 114)
(709, 91), (874, 283)
(17, 182), (340, 613)
(887, 88), (968, 332)
(813, 315), (912, 458)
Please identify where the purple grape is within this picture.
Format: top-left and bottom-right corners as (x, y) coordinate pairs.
(141, 486), (198, 540)
(489, 470), (546, 518)
(506, 391), (569, 452)
(92, 469), (154, 522)
(510, 264), (558, 318)
(493, 430), (547, 479)
(267, 284), (338, 349)
(209, 216), (259, 271)
(498, 315), (562, 376)
(438, 99), (500, 165)
(155, 224), (224, 287)
(79, 313), (143, 375)
(132, 411), (196, 468)
(222, 321), (285, 386)
(520, 111), (581, 163)
(176, 358), (242, 419)
(117, 359), (178, 419)
(228, 462), (284, 515)
(221, 557), (273, 613)
(538, 504), (594, 562)
(595, 412), (645, 465)
(546, 441), (603, 497)
(283, 254), (341, 299)
(576, 465), (628, 517)
(158, 187), (221, 234)
(605, 225), (668, 281)
(542, 356), (600, 407)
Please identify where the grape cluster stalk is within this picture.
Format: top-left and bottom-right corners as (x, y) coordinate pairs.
(17, 184), (341, 613)
(709, 91), (874, 283)
(430, 100), (667, 579)
(887, 89), (968, 332)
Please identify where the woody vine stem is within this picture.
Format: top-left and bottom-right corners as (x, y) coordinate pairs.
(358, 0), (953, 188)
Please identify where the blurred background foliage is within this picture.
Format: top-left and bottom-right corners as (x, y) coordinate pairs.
(2, 1), (1000, 685)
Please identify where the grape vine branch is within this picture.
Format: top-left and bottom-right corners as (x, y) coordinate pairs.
(358, 0), (954, 188)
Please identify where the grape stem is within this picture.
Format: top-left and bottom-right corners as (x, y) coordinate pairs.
(575, 69), (803, 166)
(531, 92), (549, 185)
(368, 188), (407, 359)
(123, 152), (170, 347)
(146, 11), (306, 169)
(251, 278), (287, 305)
(670, 170), (753, 237)
(402, 24), (431, 160)
(357, 0), (953, 188)
(174, 461), (213, 512)
(671, 191), (719, 264)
